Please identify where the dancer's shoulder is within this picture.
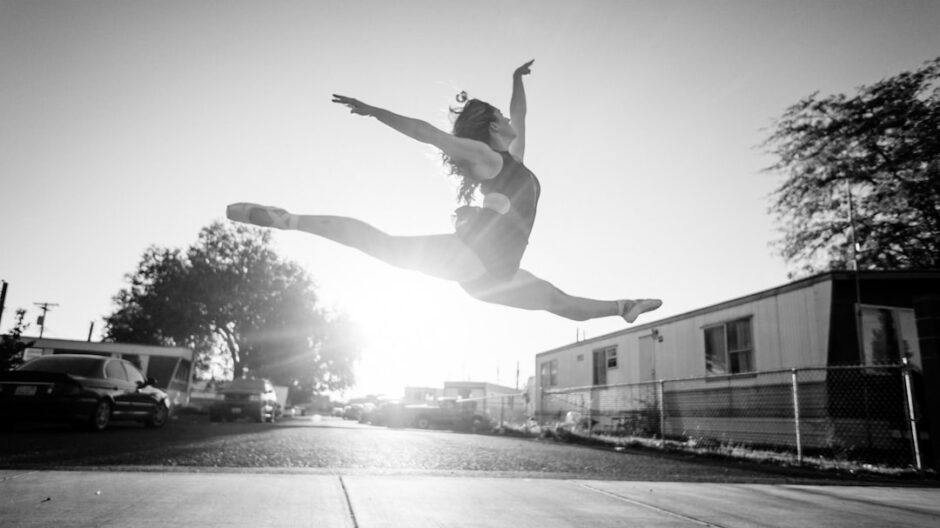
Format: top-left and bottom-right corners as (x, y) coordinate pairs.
(439, 138), (503, 180)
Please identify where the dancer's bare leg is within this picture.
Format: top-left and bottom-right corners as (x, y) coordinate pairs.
(227, 203), (487, 282)
(295, 215), (489, 281)
(460, 270), (662, 323)
(227, 203), (661, 322)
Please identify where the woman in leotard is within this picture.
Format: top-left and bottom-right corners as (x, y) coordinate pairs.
(227, 60), (661, 323)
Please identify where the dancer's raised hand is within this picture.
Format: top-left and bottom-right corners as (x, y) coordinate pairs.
(513, 59), (534, 78)
(332, 94), (375, 116)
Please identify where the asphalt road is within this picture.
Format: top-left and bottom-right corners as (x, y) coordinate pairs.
(0, 415), (929, 484)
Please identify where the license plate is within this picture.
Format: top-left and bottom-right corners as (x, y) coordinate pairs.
(14, 385), (37, 396)
(231, 407), (241, 414)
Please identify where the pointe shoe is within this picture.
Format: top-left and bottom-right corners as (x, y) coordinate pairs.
(226, 203), (297, 229)
(618, 299), (663, 324)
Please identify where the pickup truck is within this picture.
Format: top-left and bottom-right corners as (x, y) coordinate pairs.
(389, 397), (492, 433)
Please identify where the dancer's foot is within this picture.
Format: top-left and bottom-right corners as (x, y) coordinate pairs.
(226, 203), (297, 229)
(618, 299), (662, 324)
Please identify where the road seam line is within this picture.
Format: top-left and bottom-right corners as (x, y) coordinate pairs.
(576, 482), (728, 528)
(338, 475), (360, 528)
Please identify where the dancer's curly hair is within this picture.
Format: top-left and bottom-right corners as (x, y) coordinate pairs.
(443, 99), (499, 204)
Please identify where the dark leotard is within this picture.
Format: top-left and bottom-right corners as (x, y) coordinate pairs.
(454, 151), (541, 281)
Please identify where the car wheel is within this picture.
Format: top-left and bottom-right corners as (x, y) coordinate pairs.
(146, 403), (168, 428)
(89, 400), (112, 432)
(415, 415), (431, 429)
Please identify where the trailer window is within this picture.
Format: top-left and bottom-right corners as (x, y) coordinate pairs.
(540, 359), (558, 388)
(605, 346), (617, 369)
(704, 317), (754, 375)
(860, 306), (919, 366)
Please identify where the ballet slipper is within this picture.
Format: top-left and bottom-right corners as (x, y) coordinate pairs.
(226, 203), (298, 229)
(618, 299), (663, 324)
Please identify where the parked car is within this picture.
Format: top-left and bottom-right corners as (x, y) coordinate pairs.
(0, 354), (170, 431)
(393, 397), (492, 433)
(209, 378), (280, 423)
(357, 402), (377, 424)
(359, 400), (399, 426)
(342, 403), (364, 421)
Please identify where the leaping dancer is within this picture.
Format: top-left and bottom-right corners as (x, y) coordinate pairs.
(227, 60), (661, 323)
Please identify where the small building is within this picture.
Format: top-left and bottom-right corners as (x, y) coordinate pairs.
(403, 386), (444, 404)
(536, 271), (937, 389)
(533, 271), (940, 466)
(443, 381), (519, 399)
(17, 337), (195, 408)
(444, 380), (525, 425)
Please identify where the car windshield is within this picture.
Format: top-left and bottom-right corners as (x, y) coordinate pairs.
(18, 356), (102, 377)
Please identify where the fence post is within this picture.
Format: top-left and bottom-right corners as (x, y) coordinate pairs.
(902, 358), (923, 470)
(538, 388), (543, 425)
(658, 379), (666, 449)
(791, 368), (803, 464)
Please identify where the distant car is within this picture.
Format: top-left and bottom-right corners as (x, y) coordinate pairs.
(0, 354), (170, 431)
(396, 397), (493, 433)
(360, 400), (399, 426)
(342, 403), (364, 421)
(209, 378), (280, 423)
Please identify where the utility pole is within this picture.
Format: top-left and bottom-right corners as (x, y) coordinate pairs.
(0, 280), (8, 331)
(846, 180), (865, 362)
(33, 302), (59, 338)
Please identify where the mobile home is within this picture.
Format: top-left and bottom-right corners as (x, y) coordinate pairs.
(534, 271), (939, 464)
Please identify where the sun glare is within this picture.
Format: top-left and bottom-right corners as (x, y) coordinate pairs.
(278, 234), (475, 398)
(333, 265), (471, 397)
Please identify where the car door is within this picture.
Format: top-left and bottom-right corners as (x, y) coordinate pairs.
(104, 359), (137, 417)
(121, 360), (156, 417)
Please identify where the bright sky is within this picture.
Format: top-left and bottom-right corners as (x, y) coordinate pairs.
(2, 0), (938, 398)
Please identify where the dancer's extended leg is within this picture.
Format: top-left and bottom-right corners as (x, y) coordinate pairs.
(460, 270), (662, 323)
(227, 203), (487, 282)
(227, 203), (661, 323)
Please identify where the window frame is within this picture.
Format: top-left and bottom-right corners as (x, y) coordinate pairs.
(122, 360), (145, 383)
(703, 316), (755, 376)
(540, 359), (558, 388)
(859, 304), (919, 366)
(592, 345), (618, 370)
(105, 359), (129, 381)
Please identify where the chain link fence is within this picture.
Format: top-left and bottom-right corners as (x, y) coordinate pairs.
(538, 364), (924, 469)
(456, 392), (530, 429)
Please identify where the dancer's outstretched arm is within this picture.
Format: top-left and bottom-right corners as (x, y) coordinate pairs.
(332, 94), (501, 180)
(509, 59), (533, 161)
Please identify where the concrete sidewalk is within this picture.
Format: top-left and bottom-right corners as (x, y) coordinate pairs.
(1, 469), (938, 527)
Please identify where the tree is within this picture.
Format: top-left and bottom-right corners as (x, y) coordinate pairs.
(763, 56), (940, 278)
(104, 221), (361, 396)
(0, 309), (33, 371)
